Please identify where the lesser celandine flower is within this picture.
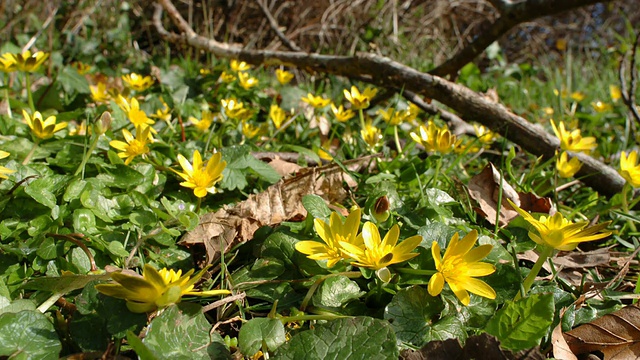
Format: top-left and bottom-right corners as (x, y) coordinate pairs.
(343, 86), (377, 110)
(230, 60), (251, 72)
(570, 91), (585, 102)
(301, 93), (331, 109)
(542, 107), (554, 116)
(591, 101), (612, 113)
(0, 53), (16, 72)
(118, 95), (155, 128)
(8, 50), (48, 72)
(109, 125), (153, 165)
(295, 208), (362, 268)
(219, 71), (236, 83)
(269, 104), (287, 129)
(23, 110), (67, 140)
(173, 150), (226, 198)
(90, 83), (110, 103)
(189, 110), (214, 132)
(377, 108), (407, 126)
(238, 72), (259, 90)
(331, 104), (355, 122)
(410, 121), (459, 154)
(96, 264), (230, 313)
(152, 100), (172, 124)
(71, 61), (91, 75)
(428, 230), (496, 306)
(610, 85), (621, 102)
(122, 73), (154, 92)
(509, 200), (611, 251)
(473, 124), (499, 145)
(222, 98), (252, 121)
(275, 69), (294, 85)
(0, 151), (15, 179)
(339, 222), (422, 270)
(556, 151), (582, 178)
(242, 122), (264, 139)
(620, 151), (640, 188)
(550, 119), (596, 154)
(360, 121), (382, 149)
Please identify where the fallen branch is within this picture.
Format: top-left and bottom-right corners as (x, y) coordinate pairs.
(153, 0), (626, 198)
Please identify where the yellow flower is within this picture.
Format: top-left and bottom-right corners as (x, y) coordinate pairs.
(241, 121), (265, 139)
(405, 103), (421, 123)
(428, 230), (496, 306)
(219, 71), (236, 83)
(71, 61), (91, 75)
(339, 222), (422, 270)
(0, 53), (16, 72)
(0, 151), (15, 179)
(95, 264), (230, 313)
(230, 60), (251, 72)
(222, 98), (252, 121)
(542, 107), (554, 116)
(269, 104), (287, 129)
(509, 200), (611, 251)
(550, 119), (596, 154)
(591, 101), (612, 113)
(8, 50), (48, 72)
(238, 72), (259, 90)
(331, 104), (355, 122)
(343, 86), (377, 110)
(316, 140), (334, 161)
(200, 68), (211, 75)
(620, 150), (640, 188)
(570, 91), (585, 102)
(189, 110), (214, 132)
(410, 121), (459, 154)
(90, 82), (110, 103)
(473, 124), (499, 145)
(295, 208), (362, 268)
(118, 95), (155, 128)
(610, 85), (622, 102)
(275, 69), (294, 85)
(377, 108), (407, 126)
(23, 110), (67, 140)
(109, 125), (153, 165)
(152, 101), (172, 124)
(555, 39), (567, 51)
(173, 150), (226, 198)
(122, 73), (154, 92)
(360, 121), (382, 150)
(556, 151), (582, 178)
(301, 93), (331, 109)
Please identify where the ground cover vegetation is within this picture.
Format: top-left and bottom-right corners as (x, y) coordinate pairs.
(0, 0), (639, 359)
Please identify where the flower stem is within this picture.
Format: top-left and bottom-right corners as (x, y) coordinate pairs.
(393, 125), (403, 156)
(74, 134), (101, 177)
(195, 197), (202, 213)
(358, 108), (366, 132)
(621, 182), (638, 233)
(515, 245), (554, 300)
(22, 140), (39, 165)
(25, 72), (35, 112)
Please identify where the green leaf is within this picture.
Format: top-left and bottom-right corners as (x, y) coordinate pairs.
(127, 331), (159, 360)
(302, 194), (332, 220)
(312, 276), (364, 308)
(238, 318), (286, 355)
(384, 286), (465, 346)
(144, 303), (231, 360)
(0, 310), (62, 359)
(0, 296), (37, 315)
(21, 273), (111, 293)
(73, 208), (97, 234)
(58, 65), (90, 94)
(24, 175), (70, 209)
(484, 293), (555, 351)
(273, 317), (398, 360)
(96, 164), (146, 189)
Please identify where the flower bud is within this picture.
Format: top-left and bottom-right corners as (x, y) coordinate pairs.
(371, 195), (390, 223)
(93, 111), (112, 135)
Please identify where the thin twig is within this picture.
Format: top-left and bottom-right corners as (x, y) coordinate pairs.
(47, 233), (97, 272)
(255, 0), (302, 52)
(202, 292), (246, 313)
(619, 29), (640, 130)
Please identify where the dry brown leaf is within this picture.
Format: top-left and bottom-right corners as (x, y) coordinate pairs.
(564, 303), (640, 358)
(552, 308), (579, 360)
(267, 157), (302, 177)
(180, 156), (376, 264)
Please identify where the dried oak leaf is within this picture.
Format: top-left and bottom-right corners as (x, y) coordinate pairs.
(180, 156), (376, 264)
(401, 333), (545, 360)
(468, 163), (553, 227)
(564, 303), (640, 359)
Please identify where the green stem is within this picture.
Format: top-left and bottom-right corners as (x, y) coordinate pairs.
(74, 134), (101, 177)
(25, 72), (34, 112)
(358, 108), (366, 132)
(428, 157), (442, 187)
(22, 140), (39, 165)
(395, 268), (437, 276)
(195, 197), (202, 213)
(393, 125), (403, 156)
(515, 245), (554, 300)
(3, 74), (11, 118)
(621, 182), (637, 233)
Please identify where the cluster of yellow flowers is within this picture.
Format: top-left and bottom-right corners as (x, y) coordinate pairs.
(295, 208), (497, 306)
(410, 121), (460, 154)
(550, 119), (596, 178)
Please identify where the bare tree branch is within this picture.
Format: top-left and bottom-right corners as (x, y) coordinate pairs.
(430, 0), (615, 77)
(255, 0), (302, 52)
(153, 0), (626, 198)
(619, 29), (640, 128)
